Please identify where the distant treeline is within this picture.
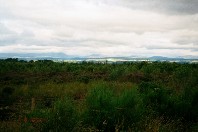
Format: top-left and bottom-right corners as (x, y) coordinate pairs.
(0, 58), (198, 85)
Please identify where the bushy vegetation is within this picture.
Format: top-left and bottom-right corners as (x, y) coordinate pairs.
(0, 59), (197, 131)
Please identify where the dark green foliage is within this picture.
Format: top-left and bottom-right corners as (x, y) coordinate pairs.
(84, 85), (144, 131)
(84, 85), (114, 130)
(0, 59), (198, 131)
(114, 88), (144, 129)
(1, 87), (15, 97)
(139, 82), (167, 112)
(175, 86), (198, 122)
(43, 97), (78, 132)
(109, 66), (126, 80)
(0, 87), (15, 106)
(78, 75), (90, 84)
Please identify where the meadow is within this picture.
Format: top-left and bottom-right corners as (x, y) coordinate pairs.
(0, 58), (198, 131)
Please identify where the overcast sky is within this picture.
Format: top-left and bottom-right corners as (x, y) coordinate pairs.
(0, 0), (198, 57)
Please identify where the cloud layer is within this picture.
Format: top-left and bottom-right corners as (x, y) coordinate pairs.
(0, 0), (198, 57)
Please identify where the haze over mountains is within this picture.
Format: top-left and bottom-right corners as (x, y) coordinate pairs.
(0, 53), (197, 63)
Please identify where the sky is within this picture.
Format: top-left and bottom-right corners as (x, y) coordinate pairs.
(0, 0), (198, 57)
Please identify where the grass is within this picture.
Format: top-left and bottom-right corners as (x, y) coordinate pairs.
(1, 80), (198, 131)
(0, 61), (198, 131)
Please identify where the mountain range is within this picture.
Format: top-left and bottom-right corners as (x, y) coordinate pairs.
(0, 53), (197, 62)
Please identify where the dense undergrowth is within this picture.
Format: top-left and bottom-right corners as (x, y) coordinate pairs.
(0, 59), (198, 131)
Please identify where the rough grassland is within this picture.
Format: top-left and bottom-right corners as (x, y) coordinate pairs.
(0, 59), (198, 131)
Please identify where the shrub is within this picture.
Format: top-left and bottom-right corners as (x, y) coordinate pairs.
(42, 97), (78, 132)
(21, 109), (50, 131)
(84, 85), (114, 131)
(138, 82), (174, 116)
(109, 67), (126, 81)
(114, 87), (144, 130)
(175, 86), (198, 122)
(84, 85), (144, 131)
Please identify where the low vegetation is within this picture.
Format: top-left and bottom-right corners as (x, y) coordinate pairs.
(0, 59), (197, 131)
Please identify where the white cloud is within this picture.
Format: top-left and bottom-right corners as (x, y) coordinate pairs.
(0, 0), (197, 57)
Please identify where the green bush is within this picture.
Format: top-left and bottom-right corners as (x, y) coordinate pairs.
(84, 85), (144, 131)
(175, 86), (198, 122)
(109, 67), (126, 81)
(138, 82), (175, 116)
(114, 87), (144, 130)
(43, 97), (78, 132)
(21, 109), (50, 131)
(84, 84), (114, 131)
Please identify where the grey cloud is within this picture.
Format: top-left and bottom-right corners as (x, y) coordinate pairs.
(171, 30), (198, 46)
(191, 48), (198, 52)
(0, 23), (15, 34)
(174, 38), (198, 46)
(173, 32), (198, 46)
(120, 0), (198, 15)
(21, 30), (35, 37)
(0, 36), (18, 46)
(0, 23), (18, 45)
(53, 34), (127, 46)
(0, 0), (197, 57)
(0, 23), (39, 46)
(145, 45), (198, 52)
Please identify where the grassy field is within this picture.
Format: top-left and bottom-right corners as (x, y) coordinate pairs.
(0, 59), (198, 131)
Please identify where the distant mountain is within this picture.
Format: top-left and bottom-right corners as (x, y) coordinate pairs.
(149, 56), (169, 60)
(0, 52), (69, 59)
(149, 56), (198, 60)
(180, 55), (198, 59)
(148, 56), (185, 60)
(0, 53), (197, 63)
(86, 54), (104, 58)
